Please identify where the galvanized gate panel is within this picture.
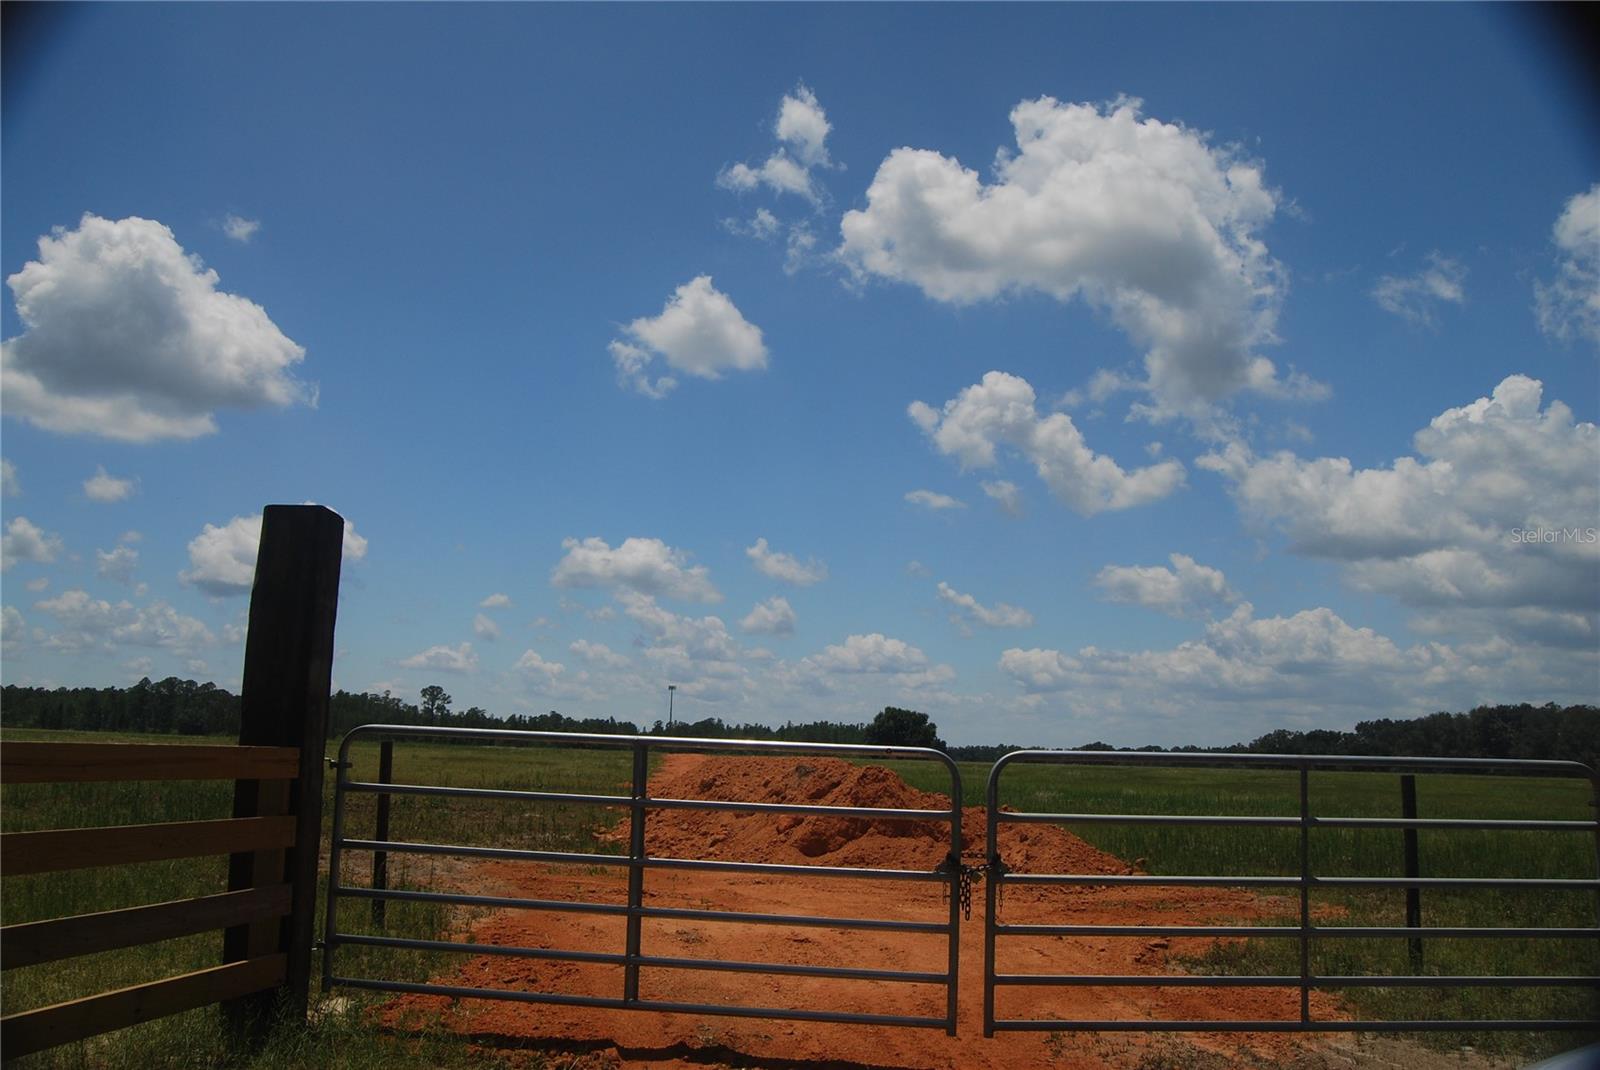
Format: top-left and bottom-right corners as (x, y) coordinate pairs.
(982, 750), (1600, 1036)
(322, 725), (964, 1034)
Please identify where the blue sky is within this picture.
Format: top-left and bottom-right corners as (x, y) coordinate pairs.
(2, 5), (1596, 747)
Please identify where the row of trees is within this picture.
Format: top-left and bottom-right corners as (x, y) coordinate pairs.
(2, 679), (1594, 766)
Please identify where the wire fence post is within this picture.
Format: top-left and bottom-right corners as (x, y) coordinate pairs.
(371, 740), (394, 927)
(1401, 774), (1423, 972)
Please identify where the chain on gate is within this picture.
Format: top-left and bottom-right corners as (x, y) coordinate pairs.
(937, 854), (1001, 920)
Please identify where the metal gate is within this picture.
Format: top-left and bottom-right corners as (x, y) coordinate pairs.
(322, 724), (965, 1033)
(982, 750), (1600, 1036)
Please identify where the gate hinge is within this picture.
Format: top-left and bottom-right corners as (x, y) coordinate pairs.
(324, 757), (351, 769)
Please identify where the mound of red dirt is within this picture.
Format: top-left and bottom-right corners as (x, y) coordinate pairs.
(612, 754), (1131, 878)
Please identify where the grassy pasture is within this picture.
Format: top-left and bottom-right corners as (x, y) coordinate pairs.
(2, 729), (1595, 1065)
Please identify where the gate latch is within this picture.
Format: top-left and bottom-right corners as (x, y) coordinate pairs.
(935, 854), (995, 921)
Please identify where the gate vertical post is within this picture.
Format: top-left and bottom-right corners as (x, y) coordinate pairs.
(1400, 774), (1422, 972)
(371, 740), (394, 927)
(943, 761), (963, 1037)
(983, 758), (1002, 1038)
(1298, 763), (1312, 1025)
(223, 504), (344, 1039)
(623, 741), (649, 1002)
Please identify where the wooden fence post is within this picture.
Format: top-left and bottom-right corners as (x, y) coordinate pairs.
(222, 505), (344, 1039)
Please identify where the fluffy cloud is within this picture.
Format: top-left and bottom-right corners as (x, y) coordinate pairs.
(223, 214), (260, 243)
(33, 589), (214, 653)
(2, 605), (24, 642)
(981, 479), (1023, 518)
(740, 595), (797, 636)
(479, 592), (512, 609)
(936, 581), (1034, 629)
(1, 214), (310, 441)
(1199, 375), (1598, 615)
(805, 633), (929, 674)
(1372, 253), (1466, 328)
(513, 648), (565, 684)
(96, 546), (140, 585)
(998, 602), (1526, 719)
(746, 537), (827, 585)
(619, 591), (741, 666)
(399, 642), (478, 674)
(83, 466), (135, 503)
(609, 276), (768, 399)
(569, 639), (629, 669)
(904, 489), (966, 511)
(181, 508), (368, 596)
(2, 516), (62, 571)
(472, 613), (500, 641)
(1, 459), (18, 497)
(1535, 184), (1600, 347)
(1094, 553), (1238, 618)
(840, 97), (1316, 421)
(910, 371), (1185, 515)
(717, 84), (833, 204)
(552, 536), (719, 603)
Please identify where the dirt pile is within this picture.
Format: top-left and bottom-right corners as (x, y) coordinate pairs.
(619, 754), (1130, 877)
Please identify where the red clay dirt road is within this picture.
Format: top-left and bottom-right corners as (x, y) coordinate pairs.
(376, 754), (1518, 1070)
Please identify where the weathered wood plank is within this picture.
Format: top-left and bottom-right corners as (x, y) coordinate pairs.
(2, 742), (300, 784)
(1, 817), (296, 876)
(1, 885), (293, 970)
(0, 954), (286, 1057)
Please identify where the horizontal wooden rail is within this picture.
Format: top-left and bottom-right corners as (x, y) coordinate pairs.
(1, 742), (300, 784)
(0, 953), (287, 1058)
(2, 816), (296, 876)
(1, 885), (293, 970)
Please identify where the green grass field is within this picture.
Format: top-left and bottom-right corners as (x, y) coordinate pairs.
(2, 728), (1596, 1066)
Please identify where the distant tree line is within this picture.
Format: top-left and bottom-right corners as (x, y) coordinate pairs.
(2, 679), (1594, 767)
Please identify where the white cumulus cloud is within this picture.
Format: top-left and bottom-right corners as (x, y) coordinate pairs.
(904, 489), (966, 511)
(2, 516), (62, 571)
(479, 592), (512, 609)
(1094, 553), (1238, 618)
(840, 97), (1318, 421)
(910, 371), (1185, 515)
(222, 214), (261, 243)
(552, 536), (719, 603)
(609, 276), (768, 399)
(1, 459), (18, 497)
(746, 537), (827, 585)
(569, 639), (629, 669)
(83, 466), (136, 503)
(472, 613), (500, 641)
(1535, 183), (1600, 347)
(936, 581), (1034, 629)
(1372, 252), (1467, 328)
(33, 588), (213, 653)
(96, 545), (140, 585)
(740, 595), (797, 636)
(181, 508), (368, 596)
(400, 642), (478, 674)
(513, 648), (565, 683)
(981, 479), (1023, 518)
(1199, 375), (1598, 617)
(717, 83), (834, 204)
(1, 214), (311, 441)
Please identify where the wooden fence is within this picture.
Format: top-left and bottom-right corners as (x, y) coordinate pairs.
(0, 504), (345, 1059)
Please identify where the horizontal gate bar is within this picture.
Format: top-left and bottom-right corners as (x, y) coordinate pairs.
(330, 976), (950, 1029)
(338, 885), (951, 933)
(335, 933), (947, 984)
(337, 838), (946, 882)
(344, 781), (628, 807)
(987, 1019), (1600, 1033)
(993, 922), (1600, 939)
(1312, 876), (1599, 890)
(992, 974), (1600, 988)
(995, 812), (1598, 832)
(999, 874), (1301, 887)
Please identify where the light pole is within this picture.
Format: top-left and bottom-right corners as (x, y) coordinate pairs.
(667, 684), (676, 728)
